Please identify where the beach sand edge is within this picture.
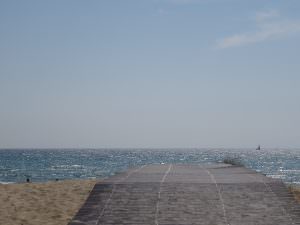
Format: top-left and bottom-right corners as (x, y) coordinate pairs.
(0, 179), (98, 225)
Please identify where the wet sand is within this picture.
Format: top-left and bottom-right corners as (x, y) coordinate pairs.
(0, 179), (98, 225)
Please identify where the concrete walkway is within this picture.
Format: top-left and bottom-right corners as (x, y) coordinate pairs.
(69, 164), (300, 225)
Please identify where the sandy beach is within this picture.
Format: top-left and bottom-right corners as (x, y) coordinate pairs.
(291, 186), (300, 203)
(0, 179), (98, 225)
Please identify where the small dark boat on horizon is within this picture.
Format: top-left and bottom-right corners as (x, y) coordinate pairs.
(256, 145), (261, 150)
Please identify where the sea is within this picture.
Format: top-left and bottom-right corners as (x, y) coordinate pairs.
(0, 148), (299, 185)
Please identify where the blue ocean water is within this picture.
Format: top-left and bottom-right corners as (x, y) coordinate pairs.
(0, 148), (299, 184)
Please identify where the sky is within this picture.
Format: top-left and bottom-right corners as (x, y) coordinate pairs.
(0, 0), (300, 148)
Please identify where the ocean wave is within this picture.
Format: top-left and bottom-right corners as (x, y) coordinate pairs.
(0, 181), (15, 184)
(268, 174), (286, 179)
(280, 169), (300, 173)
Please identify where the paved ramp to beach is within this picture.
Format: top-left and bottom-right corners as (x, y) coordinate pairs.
(69, 164), (300, 225)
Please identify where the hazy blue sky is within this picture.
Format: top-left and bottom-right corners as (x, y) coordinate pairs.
(1, 0), (300, 148)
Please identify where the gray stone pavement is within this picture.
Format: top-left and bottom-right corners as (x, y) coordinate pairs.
(69, 164), (300, 225)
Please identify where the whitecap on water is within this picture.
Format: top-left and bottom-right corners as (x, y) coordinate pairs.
(268, 174), (286, 179)
(0, 181), (15, 184)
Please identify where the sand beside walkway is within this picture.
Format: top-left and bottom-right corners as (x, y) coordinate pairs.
(0, 179), (98, 225)
(291, 186), (300, 202)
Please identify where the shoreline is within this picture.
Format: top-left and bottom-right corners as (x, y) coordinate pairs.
(0, 179), (99, 225)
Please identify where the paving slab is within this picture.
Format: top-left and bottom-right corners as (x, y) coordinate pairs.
(69, 164), (300, 225)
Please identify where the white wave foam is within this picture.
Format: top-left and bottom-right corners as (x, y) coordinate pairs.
(0, 181), (15, 184)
